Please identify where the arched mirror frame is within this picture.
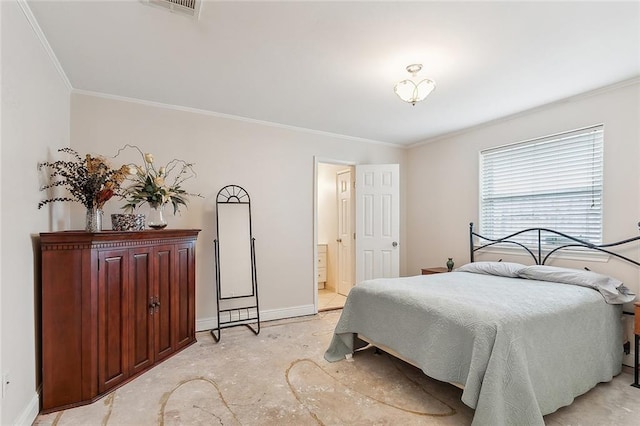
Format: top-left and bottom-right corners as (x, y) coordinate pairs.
(211, 185), (260, 342)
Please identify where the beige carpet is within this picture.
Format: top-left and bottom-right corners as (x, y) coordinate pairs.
(35, 311), (639, 425)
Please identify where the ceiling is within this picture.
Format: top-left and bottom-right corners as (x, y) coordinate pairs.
(27, 1), (640, 146)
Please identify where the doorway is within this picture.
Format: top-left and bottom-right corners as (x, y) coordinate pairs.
(316, 161), (355, 311)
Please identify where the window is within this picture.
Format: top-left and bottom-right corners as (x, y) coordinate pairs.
(480, 125), (603, 247)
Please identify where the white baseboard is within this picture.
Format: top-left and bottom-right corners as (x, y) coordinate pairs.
(14, 392), (39, 426)
(196, 304), (316, 332)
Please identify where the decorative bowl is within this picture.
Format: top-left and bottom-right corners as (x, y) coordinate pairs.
(111, 214), (146, 231)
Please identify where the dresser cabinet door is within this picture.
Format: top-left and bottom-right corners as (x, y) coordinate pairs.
(129, 247), (154, 376)
(153, 244), (175, 361)
(98, 249), (130, 393)
(175, 242), (196, 350)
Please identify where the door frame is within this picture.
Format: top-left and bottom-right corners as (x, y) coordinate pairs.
(336, 169), (355, 296)
(313, 156), (356, 313)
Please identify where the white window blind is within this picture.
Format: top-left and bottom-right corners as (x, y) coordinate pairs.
(480, 125), (603, 247)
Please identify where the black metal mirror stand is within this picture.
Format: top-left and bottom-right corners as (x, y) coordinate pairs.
(211, 185), (260, 342)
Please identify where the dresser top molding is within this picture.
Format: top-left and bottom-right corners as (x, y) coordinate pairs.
(39, 229), (201, 250)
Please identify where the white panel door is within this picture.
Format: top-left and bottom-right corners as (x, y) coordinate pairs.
(337, 169), (354, 296)
(355, 164), (400, 283)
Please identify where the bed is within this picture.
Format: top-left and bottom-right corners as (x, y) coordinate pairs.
(325, 224), (639, 426)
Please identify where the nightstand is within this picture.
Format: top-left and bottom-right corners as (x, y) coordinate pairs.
(633, 302), (639, 388)
(421, 267), (449, 275)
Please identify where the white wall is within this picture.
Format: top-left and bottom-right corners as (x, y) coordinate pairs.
(1, 1), (71, 424)
(70, 93), (407, 328)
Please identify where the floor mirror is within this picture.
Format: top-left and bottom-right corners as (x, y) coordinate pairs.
(211, 185), (260, 342)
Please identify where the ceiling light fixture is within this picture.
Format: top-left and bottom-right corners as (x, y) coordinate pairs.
(394, 64), (436, 106)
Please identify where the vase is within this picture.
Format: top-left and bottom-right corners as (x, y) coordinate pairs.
(147, 205), (167, 230)
(446, 257), (454, 272)
(86, 207), (103, 232)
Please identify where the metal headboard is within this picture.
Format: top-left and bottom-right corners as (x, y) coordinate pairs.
(469, 222), (640, 267)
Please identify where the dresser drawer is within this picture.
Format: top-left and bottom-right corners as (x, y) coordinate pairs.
(317, 244), (328, 283)
(317, 244), (327, 268)
(421, 267), (448, 275)
(317, 267), (327, 283)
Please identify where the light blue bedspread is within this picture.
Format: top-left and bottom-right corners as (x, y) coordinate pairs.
(324, 272), (623, 425)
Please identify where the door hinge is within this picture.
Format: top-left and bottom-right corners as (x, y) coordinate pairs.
(353, 233), (356, 240)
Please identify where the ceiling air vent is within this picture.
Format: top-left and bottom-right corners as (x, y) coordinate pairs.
(145, 0), (201, 18)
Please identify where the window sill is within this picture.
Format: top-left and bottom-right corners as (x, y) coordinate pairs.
(473, 244), (610, 264)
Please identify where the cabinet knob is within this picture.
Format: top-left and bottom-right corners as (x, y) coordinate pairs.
(149, 297), (160, 313)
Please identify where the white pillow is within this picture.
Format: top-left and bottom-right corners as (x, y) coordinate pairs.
(517, 265), (636, 304)
(455, 261), (526, 278)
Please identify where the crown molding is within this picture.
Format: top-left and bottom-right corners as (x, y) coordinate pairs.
(407, 76), (640, 150)
(71, 89), (401, 149)
(17, 0), (72, 91)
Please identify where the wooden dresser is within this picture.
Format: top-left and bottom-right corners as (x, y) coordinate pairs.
(634, 302), (639, 388)
(40, 229), (200, 412)
(421, 267), (449, 275)
(635, 301), (639, 336)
